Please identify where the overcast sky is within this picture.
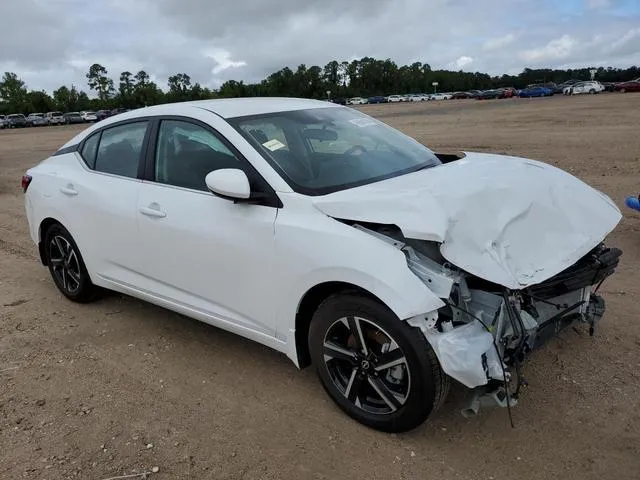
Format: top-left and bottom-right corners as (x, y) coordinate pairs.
(1, 0), (639, 93)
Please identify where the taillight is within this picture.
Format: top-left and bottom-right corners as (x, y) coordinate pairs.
(21, 174), (32, 193)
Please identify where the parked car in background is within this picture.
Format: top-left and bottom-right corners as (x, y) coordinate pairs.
(95, 110), (111, 121)
(64, 112), (85, 124)
(80, 111), (98, 122)
(347, 97), (368, 105)
(563, 81), (605, 95)
(109, 108), (130, 116)
(451, 91), (471, 99)
(527, 82), (560, 94)
(429, 92), (452, 100)
(407, 94), (428, 101)
(331, 98), (348, 105)
(614, 78), (640, 93)
(0, 115), (6, 129)
(600, 82), (617, 92)
(27, 113), (47, 127)
(6, 113), (28, 128)
(45, 112), (65, 125)
(21, 97), (622, 433)
(476, 89), (504, 100)
(367, 95), (387, 104)
(518, 86), (554, 98)
(387, 95), (404, 103)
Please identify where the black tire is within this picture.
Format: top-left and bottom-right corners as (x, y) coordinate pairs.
(308, 292), (449, 433)
(589, 89), (596, 94)
(43, 223), (100, 303)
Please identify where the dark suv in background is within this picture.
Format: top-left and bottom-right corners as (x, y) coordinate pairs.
(5, 114), (28, 128)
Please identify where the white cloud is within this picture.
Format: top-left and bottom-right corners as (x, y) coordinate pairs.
(452, 56), (474, 70)
(519, 35), (576, 63)
(1, 0), (639, 94)
(587, 0), (610, 9)
(483, 34), (516, 51)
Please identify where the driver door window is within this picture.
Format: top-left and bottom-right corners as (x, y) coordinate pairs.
(154, 120), (240, 191)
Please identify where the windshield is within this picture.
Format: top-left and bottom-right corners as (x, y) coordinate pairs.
(228, 106), (441, 195)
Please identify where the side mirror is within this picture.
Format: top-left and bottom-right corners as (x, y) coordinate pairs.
(205, 169), (251, 201)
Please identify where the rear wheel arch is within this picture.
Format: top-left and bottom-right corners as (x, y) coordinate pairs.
(38, 217), (63, 265)
(294, 282), (387, 368)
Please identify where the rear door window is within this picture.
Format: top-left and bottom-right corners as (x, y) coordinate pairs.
(94, 121), (149, 178)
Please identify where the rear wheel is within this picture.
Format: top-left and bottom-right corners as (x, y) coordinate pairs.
(43, 223), (100, 303)
(309, 293), (449, 432)
(620, 88), (626, 93)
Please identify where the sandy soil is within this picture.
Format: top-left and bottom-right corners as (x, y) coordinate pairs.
(1, 94), (639, 480)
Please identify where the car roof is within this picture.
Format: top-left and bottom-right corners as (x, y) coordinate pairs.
(59, 97), (340, 149)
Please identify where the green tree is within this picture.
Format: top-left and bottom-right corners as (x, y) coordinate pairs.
(167, 73), (192, 101)
(86, 63), (114, 101)
(0, 72), (28, 113)
(118, 71), (135, 107)
(25, 90), (54, 113)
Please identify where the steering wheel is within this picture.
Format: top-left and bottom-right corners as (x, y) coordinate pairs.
(344, 145), (368, 156)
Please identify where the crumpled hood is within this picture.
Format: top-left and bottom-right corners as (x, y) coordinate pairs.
(313, 152), (622, 289)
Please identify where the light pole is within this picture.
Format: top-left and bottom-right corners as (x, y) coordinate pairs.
(432, 81), (439, 94)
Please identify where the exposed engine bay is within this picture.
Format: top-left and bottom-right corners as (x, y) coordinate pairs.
(351, 222), (622, 418)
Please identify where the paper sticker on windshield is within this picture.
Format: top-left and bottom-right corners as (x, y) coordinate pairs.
(262, 139), (286, 151)
(349, 118), (378, 128)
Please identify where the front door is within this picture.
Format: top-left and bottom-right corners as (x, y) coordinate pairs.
(135, 118), (279, 337)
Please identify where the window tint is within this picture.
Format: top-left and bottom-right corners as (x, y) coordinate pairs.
(154, 120), (240, 191)
(80, 132), (100, 169)
(95, 121), (148, 178)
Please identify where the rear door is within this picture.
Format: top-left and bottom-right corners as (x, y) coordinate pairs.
(134, 116), (281, 337)
(62, 119), (152, 284)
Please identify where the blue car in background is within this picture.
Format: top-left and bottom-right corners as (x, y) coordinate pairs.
(518, 86), (554, 98)
(367, 95), (388, 104)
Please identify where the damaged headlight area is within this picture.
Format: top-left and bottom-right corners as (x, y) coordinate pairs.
(353, 224), (622, 419)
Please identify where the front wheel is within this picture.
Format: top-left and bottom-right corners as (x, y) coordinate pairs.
(309, 293), (450, 432)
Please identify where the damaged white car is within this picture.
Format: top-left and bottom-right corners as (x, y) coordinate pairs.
(22, 98), (622, 432)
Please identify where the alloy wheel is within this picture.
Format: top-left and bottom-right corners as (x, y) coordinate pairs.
(322, 316), (411, 415)
(48, 235), (82, 294)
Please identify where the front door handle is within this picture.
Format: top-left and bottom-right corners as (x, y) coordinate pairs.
(60, 185), (78, 196)
(139, 203), (166, 218)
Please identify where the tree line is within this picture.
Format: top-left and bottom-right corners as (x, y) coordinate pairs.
(1, 58), (639, 114)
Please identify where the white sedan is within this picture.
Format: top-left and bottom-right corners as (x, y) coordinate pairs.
(429, 93), (452, 100)
(347, 97), (368, 105)
(80, 111), (98, 122)
(563, 81), (605, 95)
(22, 98), (622, 432)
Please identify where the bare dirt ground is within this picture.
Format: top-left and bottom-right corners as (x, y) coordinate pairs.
(1, 94), (639, 480)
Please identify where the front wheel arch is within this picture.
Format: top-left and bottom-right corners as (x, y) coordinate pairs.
(294, 282), (385, 368)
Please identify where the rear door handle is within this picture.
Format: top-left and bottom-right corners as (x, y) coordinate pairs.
(139, 203), (166, 218)
(60, 185), (78, 196)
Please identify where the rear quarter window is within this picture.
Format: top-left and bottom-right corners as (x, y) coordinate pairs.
(80, 132), (101, 169)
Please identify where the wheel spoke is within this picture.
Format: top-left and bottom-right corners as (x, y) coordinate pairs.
(368, 377), (403, 411)
(347, 316), (368, 355)
(54, 237), (66, 257)
(323, 342), (358, 364)
(345, 369), (365, 403)
(60, 267), (67, 290)
(49, 257), (64, 267)
(67, 269), (81, 286)
(374, 348), (407, 372)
